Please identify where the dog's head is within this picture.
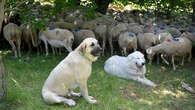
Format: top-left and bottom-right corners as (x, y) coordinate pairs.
(128, 51), (145, 69)
(77, 38), (102, 62)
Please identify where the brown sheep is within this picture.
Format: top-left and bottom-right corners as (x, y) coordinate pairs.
(21, 24), (40, 54)
(118, 32), (137, 56)
(3, 23), (22, 58)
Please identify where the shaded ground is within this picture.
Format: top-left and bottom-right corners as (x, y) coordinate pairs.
(0, 50), (195, 110)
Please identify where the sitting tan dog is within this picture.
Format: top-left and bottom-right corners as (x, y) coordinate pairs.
(42, 38), (102, 106)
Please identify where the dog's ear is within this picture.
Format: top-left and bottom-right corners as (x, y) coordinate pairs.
(78, 43), (86, 53)
(127, 54), (134, 61)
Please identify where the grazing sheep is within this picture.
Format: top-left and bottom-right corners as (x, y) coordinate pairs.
(3, 23), (22, 58)
(93, 24), (107, 56)
(137, 33), (157, 53)
(108, 23), (128, 55)
(148, 32), (173, 64)
(118, 32), (137, 56)
(21, 24), (40, 54)
(146, 37), (192, 70)
(39, 27), (74, 56)
(73, 29), (95, 46)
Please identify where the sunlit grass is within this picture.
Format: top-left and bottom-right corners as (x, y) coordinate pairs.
(0, 50), (195, 110)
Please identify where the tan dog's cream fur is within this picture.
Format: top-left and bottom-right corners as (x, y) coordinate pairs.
(42, 38), (102, 106)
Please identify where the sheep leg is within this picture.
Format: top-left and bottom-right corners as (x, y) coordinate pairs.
(16, 39), (21, 57)
(188, 52), (192, 62)
(157, 53), (160, 64)
(43, 40), (49, 56)
(181, 56), (185, 66)
(133, 48), (137, 52)
(8, 40), (17, 58)
(148, 57), (153, 65)
(172, 55), (176, 70)
(123, 48), (127, 56)
(27, 43), (32, 55)
(59, 48), (62, 55)
(36, 46), (40, 56)
(108, 36), (113, 55)
(102, 37), (106, 56)
(161, 54), (169, 65)
(52, 47), (55, 55)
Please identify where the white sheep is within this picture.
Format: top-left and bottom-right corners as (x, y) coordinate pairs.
(146, 37), (192, 70)
(127, 24), (143, 35)
(108, 22), (128, 55)
(137, 33), (157, 53)
(3, 23), (22, 58)
(118, 32), (137, 56)
(73, 29), (95, 46)
(93, 24), (107, 56)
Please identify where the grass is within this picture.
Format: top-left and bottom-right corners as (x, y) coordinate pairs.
(0, 50), (195, 110)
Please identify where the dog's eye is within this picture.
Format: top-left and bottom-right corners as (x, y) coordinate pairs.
(91, 42), (95, 47)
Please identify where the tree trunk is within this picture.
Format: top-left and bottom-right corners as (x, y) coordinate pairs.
(95, 0), (113, 14)
(0, 0), (6, 33)
(0, 56), (6, 103)
(192, 1), (195, 23)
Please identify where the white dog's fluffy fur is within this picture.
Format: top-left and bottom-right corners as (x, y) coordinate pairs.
(104, 51), (156, 87)
(42, 38), (102, 106)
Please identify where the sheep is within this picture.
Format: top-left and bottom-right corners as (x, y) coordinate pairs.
(118, 32), (137, 56)
(20, 24), (40, 54)
(93, 24), (107, 56)
(73, 29), (95, 46)
(180, 32), (195, 43)
(150, 32), (173, 64)
(3, 23), (22, 58)
(157, 32), (173, 44)
(39, 28), (74, 56)
(48, 22), (78, 31)
(108, 22), (128, 55)
(166, 27), (181, 38)
(137, 33), (157, 53)
(146, 37), (192, 70)
(127, 24), (143, 35)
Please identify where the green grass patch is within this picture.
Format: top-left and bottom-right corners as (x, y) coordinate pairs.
(0, 50), (195, 110)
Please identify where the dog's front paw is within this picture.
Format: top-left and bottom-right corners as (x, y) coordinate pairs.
(72, 92), (81, 97)
(87, 96), (97, 104)
(67, 99), (76, 106)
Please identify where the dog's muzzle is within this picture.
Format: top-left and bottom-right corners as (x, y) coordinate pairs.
(91, 46), (103, 57)
(136, 61), (145, 68)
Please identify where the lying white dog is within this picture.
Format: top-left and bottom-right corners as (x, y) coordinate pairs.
(104, 51), (156, 87)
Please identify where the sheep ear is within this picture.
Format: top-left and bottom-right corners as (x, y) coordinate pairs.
(146, 48), (152, 54)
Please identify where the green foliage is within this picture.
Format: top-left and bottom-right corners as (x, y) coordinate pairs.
(113, 0), (193, 19)
(82, 0), (97, 20)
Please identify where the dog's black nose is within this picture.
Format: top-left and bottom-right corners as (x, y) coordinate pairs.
(142, 62), (145, 66)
